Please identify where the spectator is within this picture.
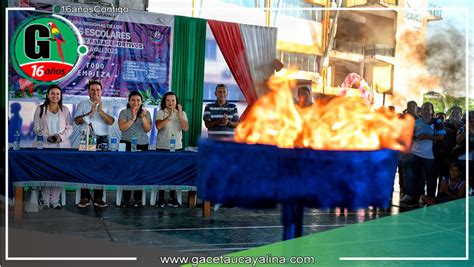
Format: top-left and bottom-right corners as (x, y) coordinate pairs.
(296, 86), (313, 108)
(419, 163), (465, 205)
(416, 106), (422, 118)
(444, 106), (463, 163)
(400, 102), (445, 206)
(454, 111), (474, 195)
(403, 100), (419, 120)
(203, 84), (239, 140)
(203, 84), (239, 211)
(398, 100), (418, 197)
(433, 112), (447, 185)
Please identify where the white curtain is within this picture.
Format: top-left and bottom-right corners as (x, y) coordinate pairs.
(239, 24), (277, 98)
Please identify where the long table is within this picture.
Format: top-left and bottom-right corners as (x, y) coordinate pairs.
(8, 149), (207, 222)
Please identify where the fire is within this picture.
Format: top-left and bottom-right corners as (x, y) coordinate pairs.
(235, 73), (415, 152)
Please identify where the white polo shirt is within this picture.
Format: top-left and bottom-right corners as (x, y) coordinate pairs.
(75, 100), (112, 136)
(155, 109), (188, 150)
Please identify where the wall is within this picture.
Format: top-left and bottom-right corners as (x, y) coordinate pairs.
(276, 15), (325, 55)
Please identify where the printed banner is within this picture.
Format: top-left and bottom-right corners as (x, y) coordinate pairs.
(8, 9), (172, 105)
(404, 0), (425, 30)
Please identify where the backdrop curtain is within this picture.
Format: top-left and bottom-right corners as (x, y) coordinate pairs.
(208, 20), (257, 119)
(171, 16), (207, 147)
(239, 24), (277, 98)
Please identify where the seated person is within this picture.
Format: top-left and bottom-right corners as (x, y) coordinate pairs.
(420, 163), (466, 206)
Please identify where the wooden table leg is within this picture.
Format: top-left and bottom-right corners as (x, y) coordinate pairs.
(188, 191), (197, 208)
(203, 200), (211, 218)
(14, 187), (24, 224)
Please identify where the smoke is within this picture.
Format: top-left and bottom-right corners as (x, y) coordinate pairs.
(393, 27), (440, 106)
(398, 29), (426, 62)
(425, 24), (466, 97)
(336, 13), (394, 45)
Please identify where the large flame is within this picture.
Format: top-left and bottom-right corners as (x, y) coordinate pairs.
(235, 73), (415, 152)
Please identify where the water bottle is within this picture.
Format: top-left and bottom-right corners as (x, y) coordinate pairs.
(36, 128), (43, 149)
(169, 133), (176, 152)
(131, 135), (138, 152)
(79, 130), (87, 151)
(13, 131), (20, 151)
(91, 135), (97, 150)
(110, 136), (118, 152)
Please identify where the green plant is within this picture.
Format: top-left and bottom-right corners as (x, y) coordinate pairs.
(424, 92), (467, 113)
(138, 88), (162, 106)
(36, 86), (46, 99)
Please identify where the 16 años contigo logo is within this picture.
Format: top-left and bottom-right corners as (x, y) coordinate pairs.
(11, 14), (87, 84)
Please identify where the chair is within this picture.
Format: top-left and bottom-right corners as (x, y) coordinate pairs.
(74, 188), (107, 204)
(116, 187), (146, 206)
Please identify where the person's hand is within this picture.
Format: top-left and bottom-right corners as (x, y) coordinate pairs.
(131, 108), (138, 121)
(140, 109), (147, 118)
(177, 104), (183, 114)
(97, 101), (103, 112)
(47, 135), (61, 143)
(90, 101), (98, 115)
(221, 114), (229, 125)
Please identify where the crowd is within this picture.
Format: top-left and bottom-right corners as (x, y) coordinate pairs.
(398, 100), (471, 207)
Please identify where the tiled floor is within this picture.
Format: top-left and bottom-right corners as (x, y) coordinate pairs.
(3, 188), (405, 256)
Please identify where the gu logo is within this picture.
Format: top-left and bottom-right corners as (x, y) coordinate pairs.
(11, 13), (87, 84)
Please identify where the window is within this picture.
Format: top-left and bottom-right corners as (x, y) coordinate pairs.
(308, 56), (315, 72)
(278, 50), (320, 73)
(203, 83), (245, 102)
(241, 0), (254, 8)
(278, 0), (323, 22)
(205, 40), (217, 60)
(220, 0), (258, 7)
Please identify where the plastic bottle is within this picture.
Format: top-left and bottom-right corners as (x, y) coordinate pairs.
(110, 136), (118, 152)
(169, 133), (176, 152)
(131, 135), (138, 152)
(36, 128), (43, 150)
(13, 131), (20, 151)
(91, 135), (97, 151)
(79, 130), (87, 151)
